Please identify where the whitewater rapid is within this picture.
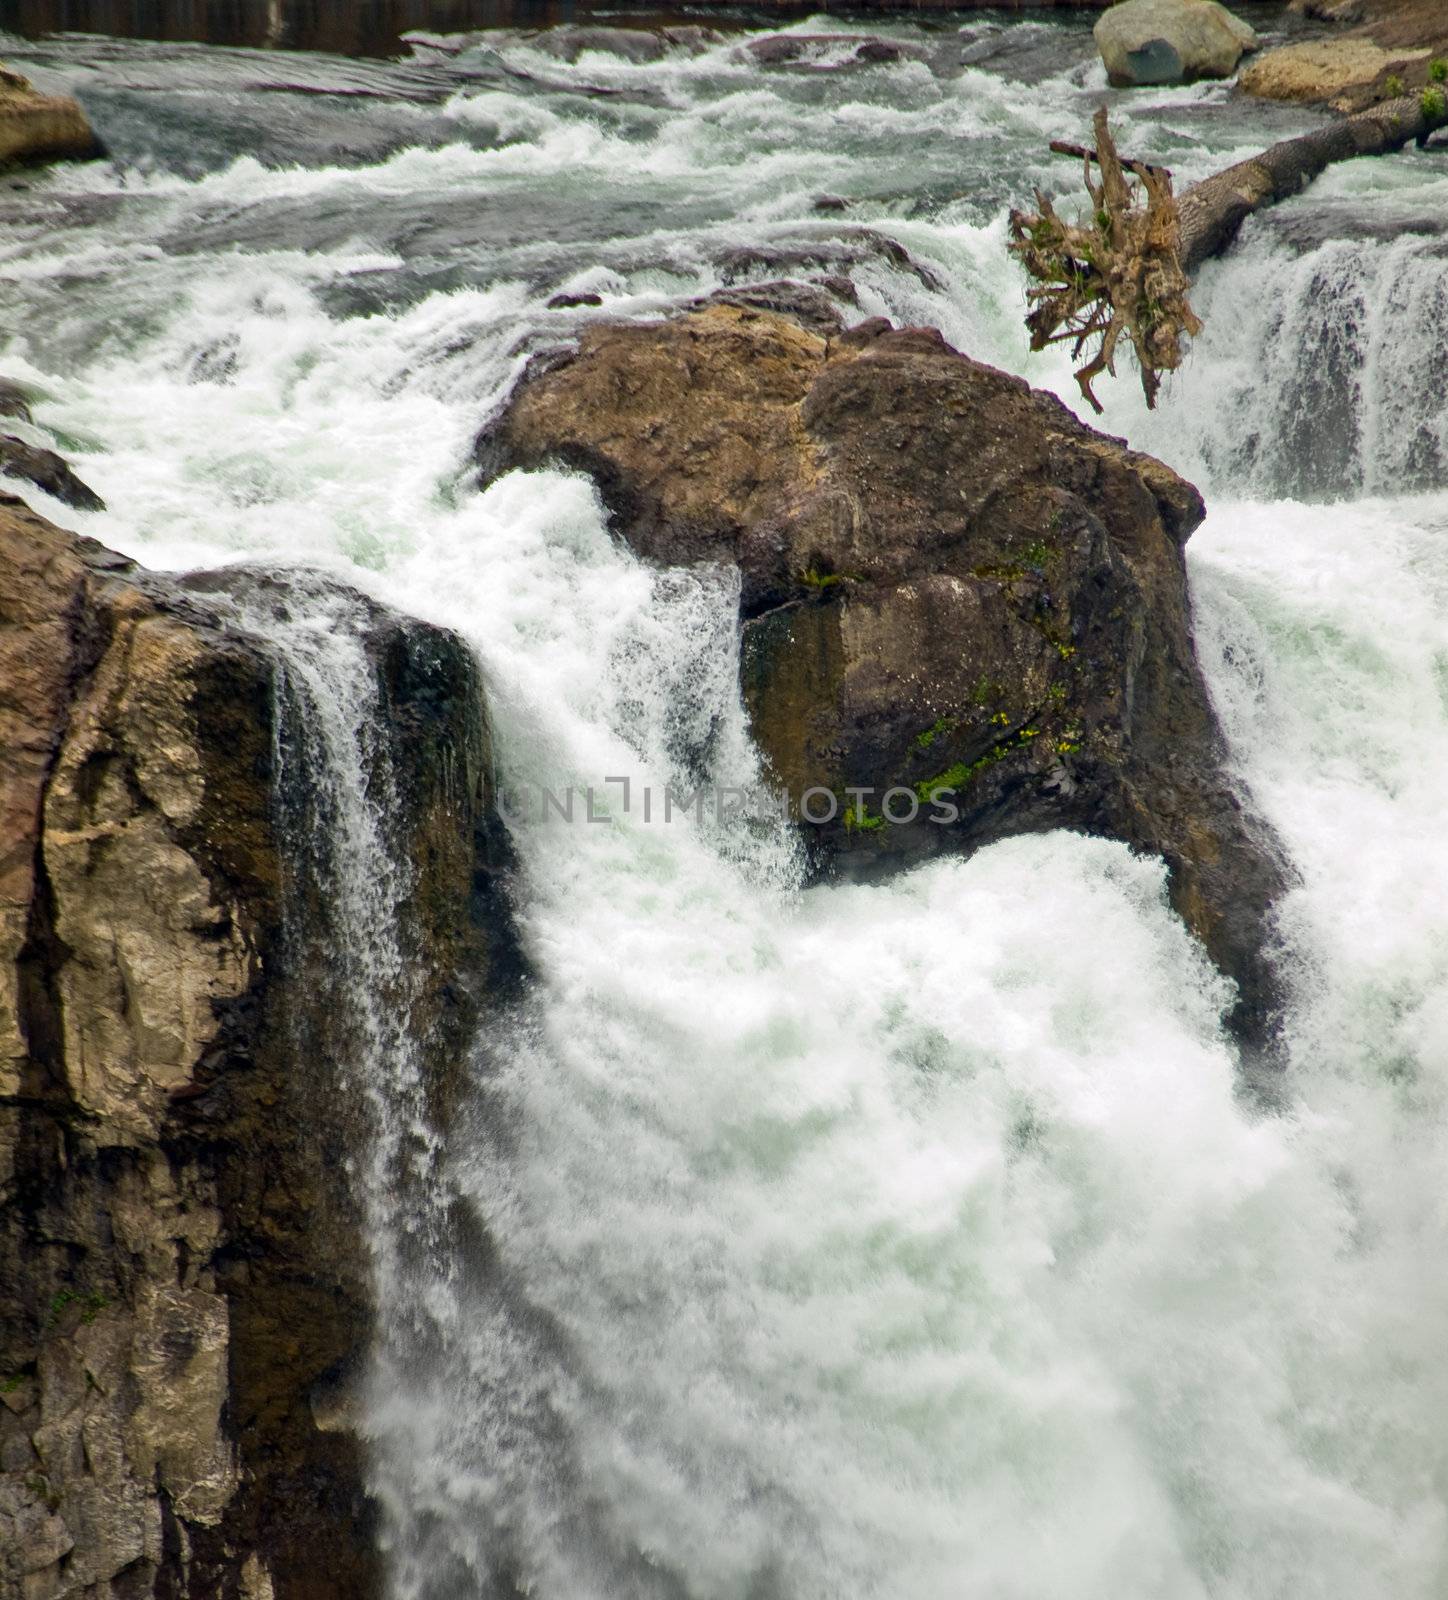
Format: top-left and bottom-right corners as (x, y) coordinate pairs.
(3, 14), (1448, 1597)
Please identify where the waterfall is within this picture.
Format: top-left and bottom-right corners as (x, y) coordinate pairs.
(1136, 229), (1448, 500)
(3, 16), (1448, 1597)
(361, 474), (1448, 1600)
(217, 574), (470, 1586)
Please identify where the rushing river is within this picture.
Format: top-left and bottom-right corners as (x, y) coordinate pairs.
(3, 11), (1448, 1597)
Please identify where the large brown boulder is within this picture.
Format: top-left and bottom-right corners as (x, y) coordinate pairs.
(479, 303), (1284, 1041)
(0, 63), (100, 169)
(0, 498), (512, 1598)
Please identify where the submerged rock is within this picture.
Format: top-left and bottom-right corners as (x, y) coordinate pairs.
(0, 499), (513, 1598)
(1094, 0), (1257, 85)
(740, 33), (934, 70)
(1291, 0), (1367, 19)
(0, 380), (32, 424)
(479, 303), (1285, 1041)
(530, 23), (721, 62)
(0, 62), (101, 168)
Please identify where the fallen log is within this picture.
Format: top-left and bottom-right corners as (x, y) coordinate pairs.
(1010, 89), (1448, 409)
(1178, 90), (1445, 270)
(1046, 136), (1172, 181)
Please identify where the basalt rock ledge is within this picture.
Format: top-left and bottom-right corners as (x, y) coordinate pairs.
(478, 301), (1285, 1042)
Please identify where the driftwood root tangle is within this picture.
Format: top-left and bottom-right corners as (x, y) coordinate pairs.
(1008, 107), (1199, 414)
(1010, 92), (1448, 410)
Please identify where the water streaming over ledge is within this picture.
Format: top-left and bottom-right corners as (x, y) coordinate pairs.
(219, 577), (469, 1583)
(3, 14), (1448, 1596)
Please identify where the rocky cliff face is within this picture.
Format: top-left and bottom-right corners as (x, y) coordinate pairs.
(0, 497), (511, 1599)
(480, 301), (1284, 1042)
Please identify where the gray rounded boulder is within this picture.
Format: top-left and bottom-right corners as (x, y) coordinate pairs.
(1094, 0), (1257, 86)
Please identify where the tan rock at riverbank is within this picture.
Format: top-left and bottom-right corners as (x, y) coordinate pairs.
(0, 63), (100, 167)
(0, 499), (511, 1599)
(1248, 0), (1447, 108)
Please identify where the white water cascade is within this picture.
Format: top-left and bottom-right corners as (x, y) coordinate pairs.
(221, 574), (470, 1575)
(3, 15), (1448, 1598)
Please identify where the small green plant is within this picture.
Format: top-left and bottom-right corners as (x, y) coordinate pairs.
(45, 1288), (109, 1329)
(1, 1372), (25, 1394)
(973, 553), (1058, 585)
(914, 717), (954, 751)
(914, 726), (1043, 803)
(1422, 85), (1448, 121)
(1429, 59), (1447, 84)
(47, 1289), (77, 1327)
(26, 1472), (60, 1512)
(842, 800), (885, 833)
(1385, 73), (1405, 98)
(916, 761), (973, 803)
(798, 566), (862, 592)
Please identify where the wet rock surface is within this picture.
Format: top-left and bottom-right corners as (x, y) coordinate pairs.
(0, 380), (33, 424)
(479, 301), (1286, 1042)
(0, 501), (510, 1598)
(0, 435), (106, 512)
(530, 23), (722, 63)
